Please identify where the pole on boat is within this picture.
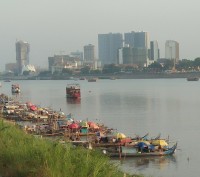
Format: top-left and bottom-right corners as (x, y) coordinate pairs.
(118, 144), (122, 159)
(86, 118), (88, 141)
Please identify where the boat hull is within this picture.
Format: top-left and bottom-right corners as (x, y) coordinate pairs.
(187, 77), (199, 81)
(11, 84), (20, 93)
(66, 94), (80, 99)
(66, 84), (81, 99)
(104, 143), (177, 158)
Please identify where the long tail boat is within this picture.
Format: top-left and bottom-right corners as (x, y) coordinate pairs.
(103, 143), (177, 158)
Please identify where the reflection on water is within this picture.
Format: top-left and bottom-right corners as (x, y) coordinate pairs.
(66, 98), (81, 104)
(11, 93), (22, 102)
(112, 155), (177, 173)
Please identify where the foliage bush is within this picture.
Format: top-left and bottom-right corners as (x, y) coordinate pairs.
(0, 120), (143, 177)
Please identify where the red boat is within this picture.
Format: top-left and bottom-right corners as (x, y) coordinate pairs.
(66, 84), (81, 99)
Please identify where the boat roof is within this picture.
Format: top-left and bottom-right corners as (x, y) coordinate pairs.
(66, 83), (80, 87)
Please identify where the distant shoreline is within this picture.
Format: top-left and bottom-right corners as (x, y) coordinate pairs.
(1, 72), (200, 80)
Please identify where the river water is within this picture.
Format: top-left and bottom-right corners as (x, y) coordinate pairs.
(1, 79), (200, 177)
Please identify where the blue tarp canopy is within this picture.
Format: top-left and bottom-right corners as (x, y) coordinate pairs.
(137, 142), (155, 151)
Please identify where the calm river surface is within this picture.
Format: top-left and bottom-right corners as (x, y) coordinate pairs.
(1, 79), (200, 177)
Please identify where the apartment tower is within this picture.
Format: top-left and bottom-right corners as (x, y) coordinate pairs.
(124, 31), (150, 49)
(84, 44), (95, 61)
(165, 40), (179, 63)
(16, 40), (30, 75)
(98, 33), (123, 65)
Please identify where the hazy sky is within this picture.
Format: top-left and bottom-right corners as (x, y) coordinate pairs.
(0, 0), (199, 71)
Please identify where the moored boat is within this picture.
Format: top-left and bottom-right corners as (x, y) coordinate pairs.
(103, 143), (177, 158)
(187, 77), (199, 81)
(66, 83), (81, 99)
(11, 84), (20, 93)
(88, 78), (97, 82)
(79, 77), (86, 80)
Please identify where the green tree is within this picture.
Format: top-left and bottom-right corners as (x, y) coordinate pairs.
(162, 59), (174, 70)
(176, 59), (193, 71)
(38, 71), (52, 76)
(194, 57), (200, 68)
(62, 68), (72, 74)
(90, 69), (102, 74)
(148, 62), (162, 69)
(102, 64), (121, 74)
(22, 71), (30, 76)
(80, 66), (90, 74)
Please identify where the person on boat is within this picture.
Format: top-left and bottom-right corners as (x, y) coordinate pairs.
(112, 137), (117, 143)
(75, 131), (80, 141)
(158, 145), (163, 152)
(76, 136), (80, 141)
(95, 131), (101, 143)
(138, 146), (142, 153)
(117, 138), (121, 143)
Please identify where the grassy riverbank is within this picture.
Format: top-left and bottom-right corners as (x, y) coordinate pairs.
(0, 120), (144, 177)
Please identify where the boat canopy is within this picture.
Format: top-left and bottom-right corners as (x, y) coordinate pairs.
(66, 83), (80, 89)
(151, 139), (168, 147)
(115, 132), (126, 139)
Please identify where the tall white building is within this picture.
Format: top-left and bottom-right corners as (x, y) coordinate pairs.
(165, 40), (179, 63)
(16, 40), (30, 75)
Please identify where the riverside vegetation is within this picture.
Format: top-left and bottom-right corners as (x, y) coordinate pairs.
(0, 119), (144, 177)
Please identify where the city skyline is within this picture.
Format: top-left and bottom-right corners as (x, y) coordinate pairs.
(0, 0), (199, 71)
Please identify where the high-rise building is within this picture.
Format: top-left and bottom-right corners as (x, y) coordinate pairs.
(16, 40), (30, 74)
(165, 40), (179, 63)
(118, 46), (148, 67)
(149, 41), (160, 61)
(98, 33), (123, 65)
(124, 31), (150, 49)
(84, 44), (95, 61)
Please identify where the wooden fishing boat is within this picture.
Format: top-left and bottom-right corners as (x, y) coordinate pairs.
(41, 132), (64, 137)
(64, 132), (96, 137)
(103, 143), (177, 158)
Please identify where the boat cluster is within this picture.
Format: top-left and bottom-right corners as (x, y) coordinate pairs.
(0, 93), (177, 158)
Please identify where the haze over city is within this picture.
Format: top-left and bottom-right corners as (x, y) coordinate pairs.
(0, 0), (199, 71)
